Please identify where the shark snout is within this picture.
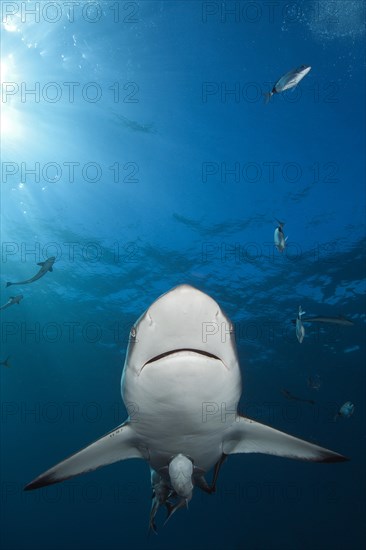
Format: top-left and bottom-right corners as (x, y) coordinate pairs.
(124, 284), (239, 377)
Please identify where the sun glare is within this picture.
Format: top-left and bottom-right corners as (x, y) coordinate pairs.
(2, 9), (20, 33)
(0, 107), (24, 143)
(1, 61), (10, 82)
(1, 54), (16, 86)
(3, 21), (18, 33)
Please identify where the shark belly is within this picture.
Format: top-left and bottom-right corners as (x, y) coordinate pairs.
(122, 351), (241, 472)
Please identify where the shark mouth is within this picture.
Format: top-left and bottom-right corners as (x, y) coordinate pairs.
(143, 349), (221, 368)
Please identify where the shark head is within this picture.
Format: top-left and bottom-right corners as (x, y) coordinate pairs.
(10, 295), (23, 304)
(123, 284), (239, 377)
(121, 284), (242, 470)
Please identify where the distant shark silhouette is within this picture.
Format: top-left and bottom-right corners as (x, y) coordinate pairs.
(25, 285), (348, 532)
(6, 257), (55, 287)
(0, 355), (12, 368)
(281, 389), (315, 405)
(0, 295), (23, 310)
(291, 315), (354, 327)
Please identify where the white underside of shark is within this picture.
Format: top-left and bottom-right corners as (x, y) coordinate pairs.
(25, 285), (348, 530)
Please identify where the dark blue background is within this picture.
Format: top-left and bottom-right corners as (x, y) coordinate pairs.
(1, 1), (365, 548)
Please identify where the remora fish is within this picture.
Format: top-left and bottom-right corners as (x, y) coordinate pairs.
(264, 64), (311, 103)
(6, 257), (55, 287)
(291, 316), (354, 327)
(0, 294), (23, 310)
(24, 285), (348, 531)
(274, 219), (288, 253)
(281, 389), (315, 405)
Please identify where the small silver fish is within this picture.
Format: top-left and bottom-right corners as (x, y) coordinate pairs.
(334, 401), (355, 421)
(274, 219), (288, 253)
(265, 65), (311, 103)
(296, 305), (306, 343)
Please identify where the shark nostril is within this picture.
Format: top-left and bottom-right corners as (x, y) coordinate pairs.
(130, 327), (136, 338)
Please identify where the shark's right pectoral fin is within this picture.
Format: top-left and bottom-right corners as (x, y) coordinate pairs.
(25, 422), (147, 491)
(222, 416), (348, 463)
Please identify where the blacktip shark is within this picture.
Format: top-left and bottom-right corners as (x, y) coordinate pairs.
(6, 257), (55, 287)
(264, 64), (311, 103)
(0, 294), (23, 310)
(274, 219), (287, 253)
(24, 285), (348, 532)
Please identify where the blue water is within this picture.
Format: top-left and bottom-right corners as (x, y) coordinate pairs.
(1, 1), (365, 549)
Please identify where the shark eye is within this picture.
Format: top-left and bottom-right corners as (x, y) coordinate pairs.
(130, 327), (136, 338)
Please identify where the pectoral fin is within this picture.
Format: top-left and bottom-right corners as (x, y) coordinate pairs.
(25, 422), (146, 490)
(37, 262), (45, 266)
(223, 416), (348, 463)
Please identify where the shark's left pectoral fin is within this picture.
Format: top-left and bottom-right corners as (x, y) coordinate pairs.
(223, 416), (348, 463)
(25, 422), (146, 491)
